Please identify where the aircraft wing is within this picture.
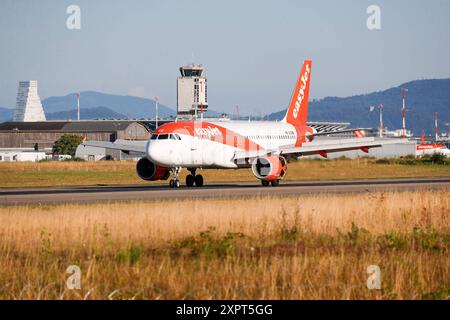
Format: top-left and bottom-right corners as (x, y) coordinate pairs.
(80, 139), (147, 154)
(280, 137), (382, 156)
(233, 138), (403, 160)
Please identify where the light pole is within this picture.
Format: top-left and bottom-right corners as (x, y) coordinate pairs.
(435, 112), (438, 141)
(76, 92), (80, 121)
(401, 88), (408, 138)
(369, 105), (383, 137)
(378, 104), (383, 138)
(154, 96), (159, 129)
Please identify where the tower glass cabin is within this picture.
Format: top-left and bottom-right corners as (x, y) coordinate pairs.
(177, 64), (208, 117)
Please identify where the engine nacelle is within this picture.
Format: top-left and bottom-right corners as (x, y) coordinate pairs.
(251, 155), (287, 181)
(136, 157), (170, 181)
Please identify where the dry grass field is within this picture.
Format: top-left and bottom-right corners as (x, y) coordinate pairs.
(0, 157), (449, 188)
(0, 190), (448, 299)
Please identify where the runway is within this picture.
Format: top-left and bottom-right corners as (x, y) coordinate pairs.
(0, 178), (449, 205)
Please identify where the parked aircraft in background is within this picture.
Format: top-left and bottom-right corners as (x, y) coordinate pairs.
(416, 133), (450, 157)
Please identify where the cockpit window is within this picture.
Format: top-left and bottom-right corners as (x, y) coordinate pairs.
(152, 133), (181, 140)
(169, 134), (181, 140)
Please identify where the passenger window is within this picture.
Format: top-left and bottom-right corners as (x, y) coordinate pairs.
(158, 134), (169, 140)
(150, 134), (158, 140)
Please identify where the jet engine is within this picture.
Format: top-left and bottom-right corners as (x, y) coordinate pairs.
(251, 155), (287, 181)
(136, 157), (170, 181)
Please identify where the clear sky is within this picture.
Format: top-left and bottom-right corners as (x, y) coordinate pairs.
(0, 0), (449, 114)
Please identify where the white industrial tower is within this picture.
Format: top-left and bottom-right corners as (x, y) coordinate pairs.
(76, 92), (80, 121)
(401, 88), (408, 139)
(13, 80), (46, 122)
(378, 104), (384, 138)
(435, 112), (439, 141)
(177, 64), (208, 116)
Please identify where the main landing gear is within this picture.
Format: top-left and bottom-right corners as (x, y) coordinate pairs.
(261, 179), (280, 187)
(186, 169), (204, 187)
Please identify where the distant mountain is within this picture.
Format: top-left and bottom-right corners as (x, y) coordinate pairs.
(42, 91), (176, 119)
(265, 79), (450, 135)
(0, 106), (127, 122)
(0, 90), (222, 122)
(0, 107), (13, 122)
(3, 80), (449, 133)
(46, 106), (127, 120)
(200, 109), (222, 117)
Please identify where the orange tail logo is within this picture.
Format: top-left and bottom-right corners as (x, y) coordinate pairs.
(354, 130), (366, 138)
(283, 60), (312, 128)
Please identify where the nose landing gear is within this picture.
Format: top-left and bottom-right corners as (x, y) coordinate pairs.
(169, 179), (180, 188)
(169, 167), (182, 188)
(186, 169), (204, 187)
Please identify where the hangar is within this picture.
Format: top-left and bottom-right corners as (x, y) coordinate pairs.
(0, 120), (152, 160)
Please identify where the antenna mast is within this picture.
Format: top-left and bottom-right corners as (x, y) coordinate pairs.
(401, 88), (408, 138)
(76, 92), (80, 121)
(435, 112), (438, 141)
(154, 96), (159, 129)
(378, 104), (383, 138)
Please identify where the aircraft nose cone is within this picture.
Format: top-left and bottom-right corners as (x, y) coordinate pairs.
(145, 140), (155, 160)
(146, 140), (164, 164)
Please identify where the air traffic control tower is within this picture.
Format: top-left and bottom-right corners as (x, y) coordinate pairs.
(177, 64), (208, 117)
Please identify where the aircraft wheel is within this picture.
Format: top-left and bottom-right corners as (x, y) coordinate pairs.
(169, 179), (174, 188)
(194, 174), (204, 187)
(186, 174), (195, 187)
(271, 180), (280, 187)
(174, 179), (180, 188)
(261, 180), (270, 187)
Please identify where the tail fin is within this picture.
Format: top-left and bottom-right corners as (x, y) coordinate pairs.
(420, 131), (425, 144)
(282, 60), (312, 127)
(353, 130), (366, 138)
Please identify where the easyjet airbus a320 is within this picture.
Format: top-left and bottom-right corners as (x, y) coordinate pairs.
(83, 60), (391, 188)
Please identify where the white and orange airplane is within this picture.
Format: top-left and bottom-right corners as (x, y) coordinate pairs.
(83, 60), (392, 188)
(416, 132), (450, 157)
